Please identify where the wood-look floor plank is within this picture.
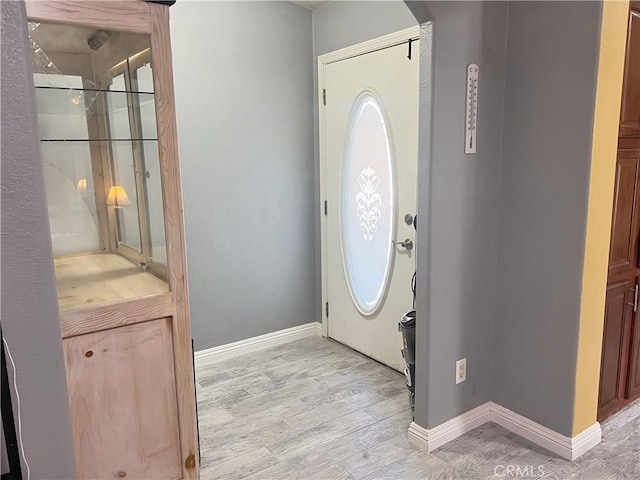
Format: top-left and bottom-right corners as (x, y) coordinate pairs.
(197, 407), (233, 430)
(204, 411), (292, 449)
(346, 410), (413, 450)
(260, 353), (369, 388)
(199, 437), (265, 471)
(362, 392), (411, 421)
(338, 434), (415, 479)
(601, 412), (640, 454)
(496, 430), (573, 478)
(305, 464), (354, 480)
(601, 399), (640, 438)
(195, 336), (640, 480)
(436, 428), (555, 479)
(197, 364), (254, 388)
(200, 398), (311, 451)
(300, 375), (403, 411)
(247, 436), (365, 480)
(225, 337), (335, 371)
(312, 363), (402, 391)
(197, 385), (252, 409)
(226, 378), (322, 418)
(607, 453), (640, 479)
(200, 446), (278, 480)
(430, 422), (507, 464)
(271, 410), (378, 458)
(541, 448), (617, 480)
(284, 391), (386, 434)
(362, 450), (452, 480)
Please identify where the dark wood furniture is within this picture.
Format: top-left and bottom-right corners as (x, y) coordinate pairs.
(599, 1), (640, 421)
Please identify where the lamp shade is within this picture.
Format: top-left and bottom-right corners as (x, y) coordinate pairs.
(106, 185), (131, 207)
(77, 178), (88, 196)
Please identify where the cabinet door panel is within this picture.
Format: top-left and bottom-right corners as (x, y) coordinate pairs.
(609, 152), (640, 276)
(619, 9), (640, 137)
(600, 4), (640, 422)
(64, 318), (181, 479)
(627, 307), (640, 398)
(598, 281), (633, 419)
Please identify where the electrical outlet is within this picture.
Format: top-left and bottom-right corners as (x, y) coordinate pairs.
(456, 358), (467, 384)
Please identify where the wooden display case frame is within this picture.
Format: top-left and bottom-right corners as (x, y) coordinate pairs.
(26, 1), (199, 478)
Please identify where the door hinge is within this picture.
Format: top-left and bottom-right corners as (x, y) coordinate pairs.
(324, 200), (327, 216)
(325, 302), (329, 318)
(323, 89), (326, 106)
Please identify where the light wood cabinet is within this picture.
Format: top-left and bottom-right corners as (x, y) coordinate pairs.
(64, 319), (182, 479)
(25, 1), (199, 477)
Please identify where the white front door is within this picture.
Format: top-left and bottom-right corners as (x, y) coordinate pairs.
(321, 33), (420, 371)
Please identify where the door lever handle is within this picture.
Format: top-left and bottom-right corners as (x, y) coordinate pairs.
(393, 239), (413, 251)
(629, 284), (639, 312)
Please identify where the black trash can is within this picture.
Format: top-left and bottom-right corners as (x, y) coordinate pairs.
(399, 309), (416, 411)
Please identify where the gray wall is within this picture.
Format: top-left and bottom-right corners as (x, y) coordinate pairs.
(493, 1), (601, 437)
(313, 1), (418, 56)
(0, 1), (76, 477)
(171, 1), (315, 350)
(408, 1), (508, 429)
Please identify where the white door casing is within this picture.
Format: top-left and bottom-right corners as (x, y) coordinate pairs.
(319, 27), (420, 371)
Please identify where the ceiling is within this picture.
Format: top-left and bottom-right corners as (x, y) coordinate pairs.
(290, 1), (333, 10)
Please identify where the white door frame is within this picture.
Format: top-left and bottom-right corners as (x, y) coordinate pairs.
(318, 26), (421, 338)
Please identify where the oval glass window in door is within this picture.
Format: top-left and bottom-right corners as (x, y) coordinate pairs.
(340, 93), (395, 315)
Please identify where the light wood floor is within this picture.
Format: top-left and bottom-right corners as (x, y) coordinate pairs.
(54, 253), (168, 310)
(196, 337), (640, 479)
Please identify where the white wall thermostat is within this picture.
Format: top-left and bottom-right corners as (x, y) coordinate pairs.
(465, 63), (478, 154)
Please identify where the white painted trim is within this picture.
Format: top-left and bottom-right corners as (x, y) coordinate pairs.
(318, 26), (420, 65)
(408, 403), (492, 453)
(490, 403), (601, 461)
(194, 323), (321, 368)
(407, 402), (602, 461)
(318, 25), (421, 338)
(318, 52), (329, 339)
(569, 423), (603, 460)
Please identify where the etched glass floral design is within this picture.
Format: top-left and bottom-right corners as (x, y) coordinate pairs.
(341, 94), (395, 315)
(356, 167), (382, 242)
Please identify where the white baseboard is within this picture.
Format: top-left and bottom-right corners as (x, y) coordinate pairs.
(408, 402), (601, 461)
(195, 322), (322, 368)
(569, 423), (603, 460)
(408, 403), (492, 453)
(490, 402), (601, 461)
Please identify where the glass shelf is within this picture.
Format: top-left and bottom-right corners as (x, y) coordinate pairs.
(35, 85), (155, 95)
(40, 139), (159, 142)
(35, 87), (157, 141)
